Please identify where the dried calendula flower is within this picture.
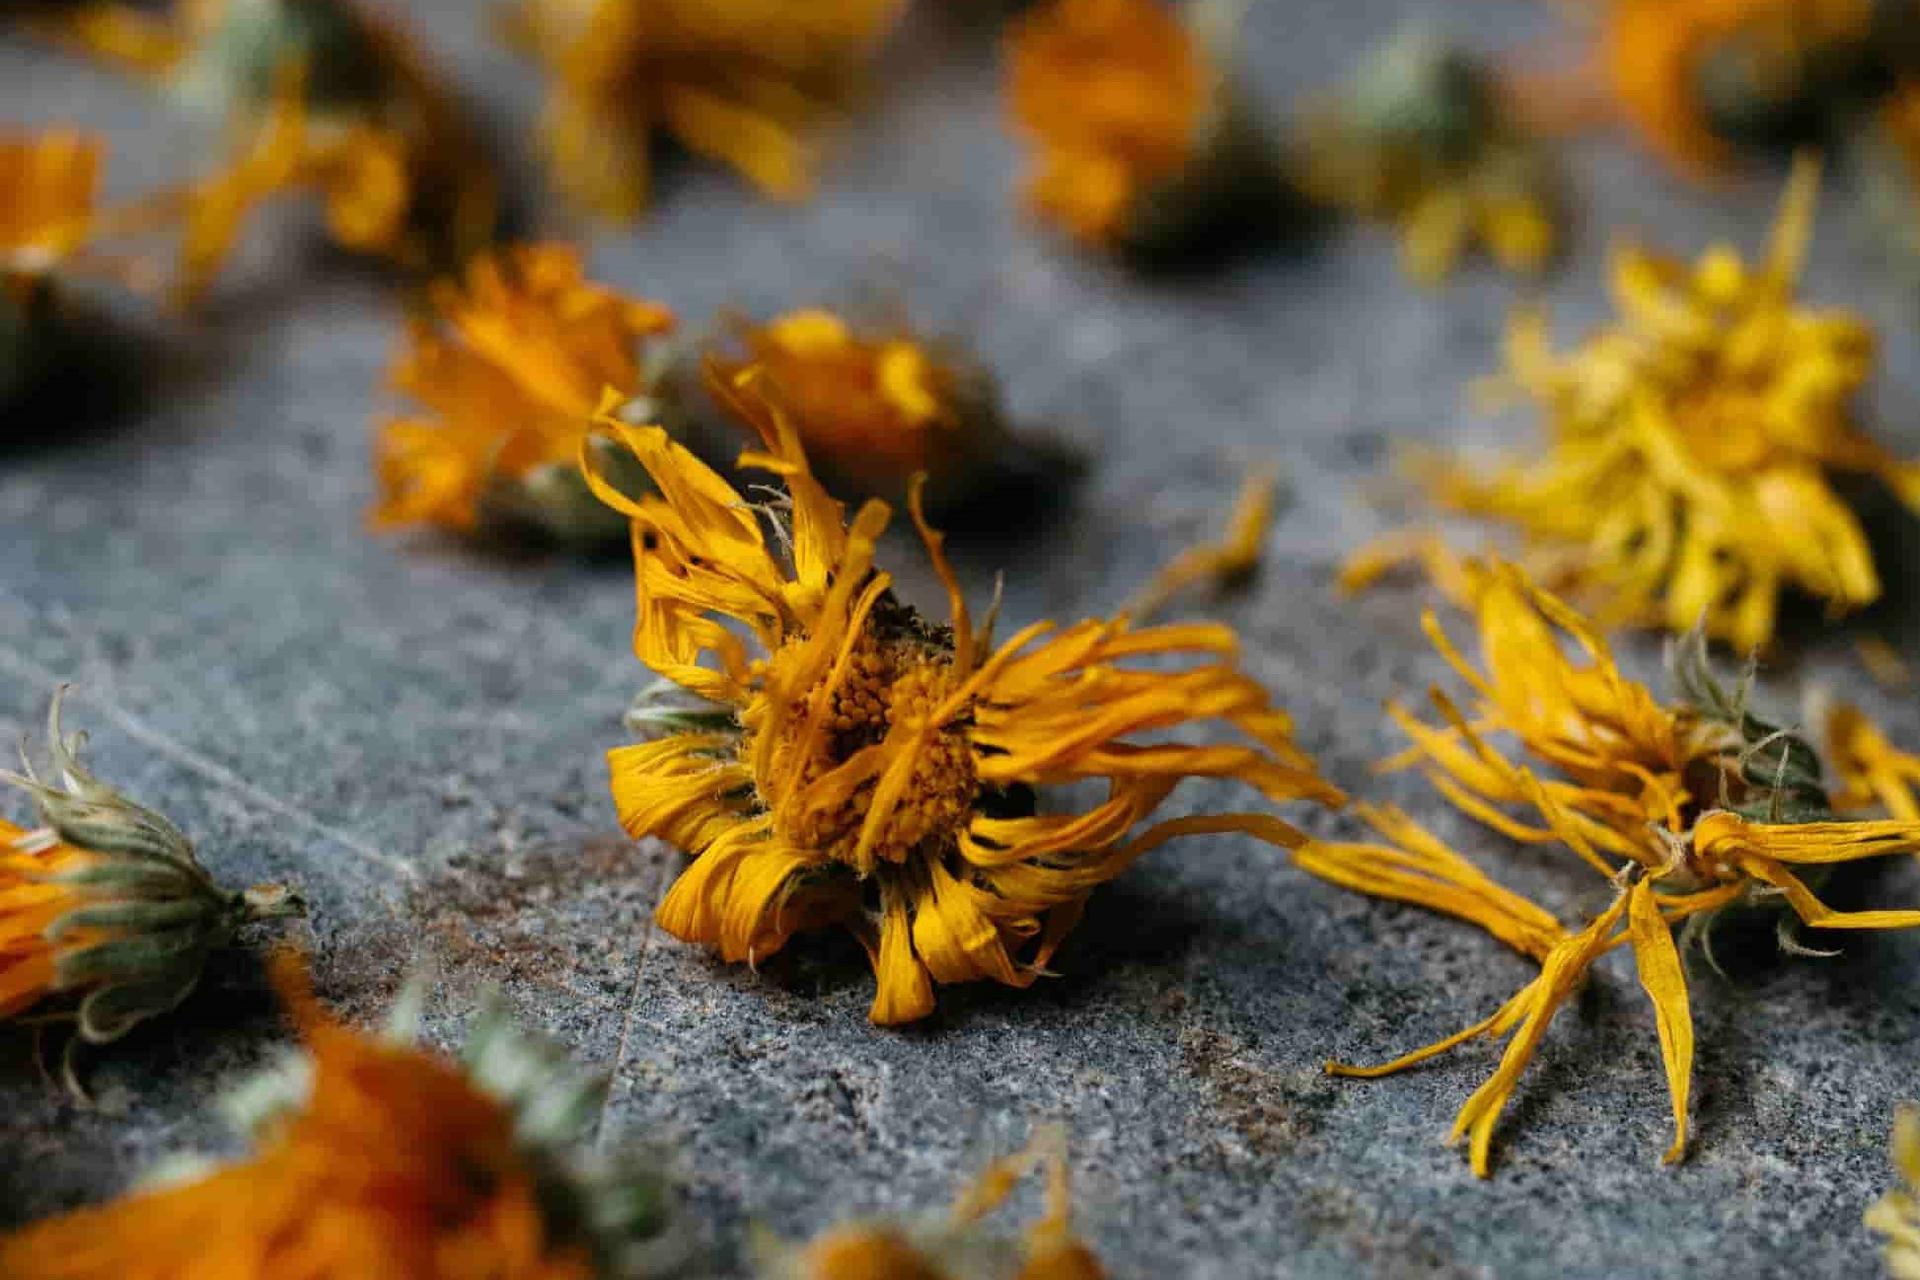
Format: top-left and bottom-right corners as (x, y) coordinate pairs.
(134, 0), (500, 302)
(705, 309), (1073, 517)
(1870, 1104), (1920, 1279)
(1295, 27), (1564, 284)
(1005, 0), (1302, 265)
(0, 954), (684, 1279)
(0, 690), (303, 1066)
(504, 0), (905, 222)
(1346, 158), (1920, 653)
(371, 243), (678, 545)
(1293, 560), (1920, 1175)
(0, 129), (103, 408)
(589, 374), (1342, 1024)
(1596, 0), (1912, 174)
(759, 1125), (1105, 1280)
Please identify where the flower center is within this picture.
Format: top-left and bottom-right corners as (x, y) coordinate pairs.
(761, 609), (978, 873)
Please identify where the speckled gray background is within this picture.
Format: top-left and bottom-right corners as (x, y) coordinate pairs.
(5, 3), (1920, 1277)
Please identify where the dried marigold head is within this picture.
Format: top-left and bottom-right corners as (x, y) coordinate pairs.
(705, 309), (1070, 515)
(1295, 560), (1920, 1175)
(589, 373), (1342, 1024)
(1599, 0), (1903, 174)
(1351, 158), (1920, 653)
(0, 128), (104, 406)
(1871, 1104), (1920, 1280)
(505, 0), (905, 222)
(371, 243), (678, 544)
(1005, 0), (1299, 263)
(162, 0), (499, 302)
(761, 1126), (1105, 1280)
(0, 953), (680, 1279)
(1295, 28), (1563, 283)
(0, 690), (302, 1060)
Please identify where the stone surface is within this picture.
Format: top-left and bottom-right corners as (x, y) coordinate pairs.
(5, 2), (1920, 1277)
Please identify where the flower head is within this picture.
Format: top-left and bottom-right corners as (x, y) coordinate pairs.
(0, 690), (302, 1059)
(1296, 28), (1562, 283)
(506, 0), (905, 221)
(372, 243), (678, 543)
(0, 129), (104, 405)
(1295, 560), (1920, 1174)
(0, 955), (679, 1279)
(1349, 158), (1920, 653)
(761, 1126), (1105, 1280)
(1599, 0), (1894, 173)
(1005, 0), (1296, 262)
(590, 373), (1341, 1023)
(706, 309), (1061, 513)
(1870, 1104), (1920, 1280)
(161, 0), (499, 301)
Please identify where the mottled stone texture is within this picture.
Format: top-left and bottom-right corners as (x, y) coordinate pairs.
(4, 2), (1920, 1277)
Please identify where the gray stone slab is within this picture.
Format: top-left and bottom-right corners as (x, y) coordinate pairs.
(4, 2), (1920, 1276)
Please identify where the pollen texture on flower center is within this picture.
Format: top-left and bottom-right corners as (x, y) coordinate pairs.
(762, 611), (977, 873)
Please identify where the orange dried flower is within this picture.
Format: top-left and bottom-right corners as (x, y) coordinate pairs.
(0, 957), (609, 1280)
(506, 0), (905, 221)
(1006, 0), (1294, 261)
(763, 1126), (1105, 1280)
(592, 373), (1342, 1024)
(371, 243), (677, 542)
(1296, 560), (1920, 1174)
(705, 308), (1062, 512)
(0, 129), (104, 404)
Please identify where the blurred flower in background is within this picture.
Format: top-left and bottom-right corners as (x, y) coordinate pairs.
(504, 0), (906, 221)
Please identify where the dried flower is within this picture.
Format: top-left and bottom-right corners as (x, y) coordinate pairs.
(0, 129), (101, 406)
(1294, 560), (1920, 1175)
(1824, 699), (1920, 821)
(371, 243), (678, 544)
(1005, 0), (1300, 264)
(1295, 28), (1563, 283)
(1871, 1104), (1920, 1280)
(149, 0), (499, 302)
(705, 308), (1069, 515)
(504, 0), (905, 222)
(760, 1126), (1104, 1280)
(0, 954), (681, 1279)
(9, 2), (182, 73)
(590, 373), (1342, 1024)
(1345, 158), (1920, 653)
(1597, 0), (1905, 174)
(0, 690), (302, 1068)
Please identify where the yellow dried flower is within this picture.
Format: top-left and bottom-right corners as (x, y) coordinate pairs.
(371, 243), (678, 543)
(1347, 158), (1920, 653)
(1296, 28), (1562, 284)
(1824, 699), (1920, 821)
(0, 129), (104, 405)
(147, 0), (499, 302)
(0, 691), (301, 1070)
(505, 0), (905, 221)
(705, 308), (1065, 514)
(1871, 1104), (1920, 1280)
(1005, 0), (1295, 263)
(589, 373), (1342, 1024)
(1295, 560), (1920, 1175)
(761, 1126), (1105, 1280)
(0, 954), (678, 1279)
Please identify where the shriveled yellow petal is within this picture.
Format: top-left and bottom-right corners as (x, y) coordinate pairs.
(1627, 876), (1692, 1165)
